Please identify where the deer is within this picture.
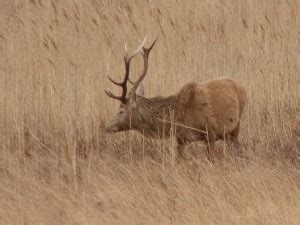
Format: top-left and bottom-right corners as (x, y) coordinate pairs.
(105, 37), (247, 161)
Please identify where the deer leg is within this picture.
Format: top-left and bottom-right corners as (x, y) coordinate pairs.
(205, 129), (217, 162)
(228, 122), (243, 157)
(231, 122), (240, 144)
(176, 137), (187, 160)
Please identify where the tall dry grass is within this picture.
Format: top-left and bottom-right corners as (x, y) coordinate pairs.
(0, 0), (299, 224)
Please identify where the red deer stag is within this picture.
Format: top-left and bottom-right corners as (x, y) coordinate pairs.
(105, 37), (247, 161)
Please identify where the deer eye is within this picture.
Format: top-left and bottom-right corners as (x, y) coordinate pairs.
(119, 111), (124, 115)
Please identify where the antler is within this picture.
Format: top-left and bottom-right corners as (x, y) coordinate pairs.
(105, 37), (157, 102)
(130, 37), (158, 94)
(105, 38), (146, 103)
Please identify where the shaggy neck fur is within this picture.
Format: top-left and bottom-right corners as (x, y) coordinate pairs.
(133, 95), (185, 137)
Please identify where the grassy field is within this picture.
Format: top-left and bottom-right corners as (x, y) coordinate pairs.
(0, 0), (299, 224)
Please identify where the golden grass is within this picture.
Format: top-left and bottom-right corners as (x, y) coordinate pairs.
(0, 0), (299, 224)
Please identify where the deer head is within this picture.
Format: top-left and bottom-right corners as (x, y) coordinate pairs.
(105, 37), (157, 133)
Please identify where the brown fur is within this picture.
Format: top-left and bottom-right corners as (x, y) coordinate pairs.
(106, 77), (247, 161)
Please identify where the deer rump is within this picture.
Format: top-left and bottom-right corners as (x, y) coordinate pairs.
(171, 78), (247, 143)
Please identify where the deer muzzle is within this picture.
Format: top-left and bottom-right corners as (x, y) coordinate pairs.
(105, 126), (118, 133)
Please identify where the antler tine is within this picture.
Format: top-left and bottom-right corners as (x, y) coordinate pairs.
(132, 36), (147, 56)
(124, 36), (147, 62)
(131, 37), (158, 93)
(105, 55), (132, 103)
(104, 89), (123, 101)
(107, 75), (123, 86)
(142, 36), (157, 55)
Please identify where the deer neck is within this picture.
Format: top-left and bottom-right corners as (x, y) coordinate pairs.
(134, 95), (183, 138)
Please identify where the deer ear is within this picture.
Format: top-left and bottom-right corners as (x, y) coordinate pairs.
(128, 83), (144, 102)
(135, 83), (144, 97)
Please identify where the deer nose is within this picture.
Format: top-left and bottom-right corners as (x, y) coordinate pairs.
(106, 126), (117, 133)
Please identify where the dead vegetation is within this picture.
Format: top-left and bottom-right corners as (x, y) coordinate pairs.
(0, 0), (299, 224)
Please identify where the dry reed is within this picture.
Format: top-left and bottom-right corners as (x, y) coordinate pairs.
(0, 0), (299, 224)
